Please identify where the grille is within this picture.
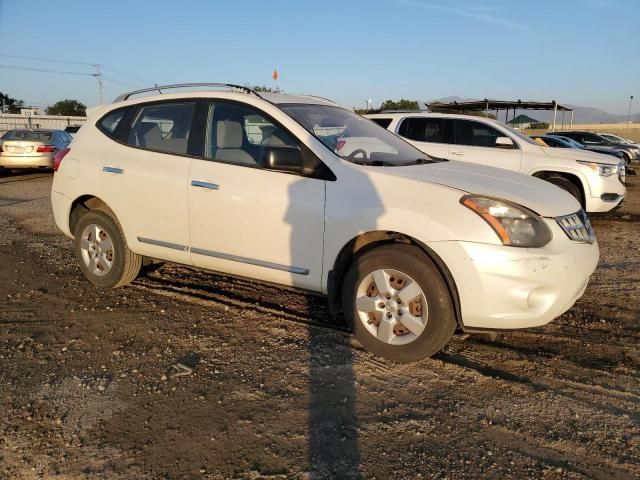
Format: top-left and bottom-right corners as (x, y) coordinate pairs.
(556, 210), (595, 244)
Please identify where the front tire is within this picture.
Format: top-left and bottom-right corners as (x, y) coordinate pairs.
(73, 210), (142, 288)
(342, 243), (456, 362)
(546, 176), (582, 205)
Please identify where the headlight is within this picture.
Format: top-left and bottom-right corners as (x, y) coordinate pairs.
(461, 195), (552, 248)
(577, 160), (618, 177)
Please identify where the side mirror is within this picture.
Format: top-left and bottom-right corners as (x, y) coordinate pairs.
(263, 146), (304, 175)
(495, 136), (515, 149)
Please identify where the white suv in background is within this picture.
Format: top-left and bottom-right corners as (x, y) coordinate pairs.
(366, 113), (626, 213)
(51, 84), (598, 362)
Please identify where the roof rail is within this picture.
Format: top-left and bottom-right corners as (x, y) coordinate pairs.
(113, 83), (263, 102)
(303, 95), (338, 105)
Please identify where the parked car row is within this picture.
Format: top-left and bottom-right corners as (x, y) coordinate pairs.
(49, 84), (604, 362)
(365, 112), (626, 213)
(0, 129), (72, 171)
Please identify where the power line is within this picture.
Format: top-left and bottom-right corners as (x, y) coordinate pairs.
(0, 64), (94, 76)
(0, 53), (96, 67)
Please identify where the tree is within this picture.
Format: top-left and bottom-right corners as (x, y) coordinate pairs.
(46, 99), (86, 116)
(0, 91), (25, 114)
(380, 99), (419, 111)
(529, 122), (550, 129)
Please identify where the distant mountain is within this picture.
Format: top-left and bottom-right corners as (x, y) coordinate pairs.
(428, 97), (640, 124)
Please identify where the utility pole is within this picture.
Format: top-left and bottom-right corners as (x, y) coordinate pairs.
(92, 64), (103, 104)
(627, 95), (634, 130)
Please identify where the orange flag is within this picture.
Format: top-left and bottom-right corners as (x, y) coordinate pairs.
(272, 69), (279, 81)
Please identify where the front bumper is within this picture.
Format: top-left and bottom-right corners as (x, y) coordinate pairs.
(583, 169), (626, 213)
(0, 154), (54, 168)
(428, 221), (599, 330)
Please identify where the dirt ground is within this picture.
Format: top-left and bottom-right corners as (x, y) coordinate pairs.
(0, 170), (638, 480)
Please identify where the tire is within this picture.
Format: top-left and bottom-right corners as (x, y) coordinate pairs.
(342, 243), (456, 363)
(621, 152), (631, 166)
(546, 176), (582, 205)
(73, 210), (142, 288)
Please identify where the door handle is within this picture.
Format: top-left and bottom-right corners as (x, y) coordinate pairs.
(103, 166), (124, 174)
(191, 180), (219, 190)
(450, 151), (464, 156)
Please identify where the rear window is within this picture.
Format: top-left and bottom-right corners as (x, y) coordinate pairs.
(127, 102), (196, 155)
(369, 118), (393, 129)
(2, 131), (52, 141)
(97, 107), (130, 138)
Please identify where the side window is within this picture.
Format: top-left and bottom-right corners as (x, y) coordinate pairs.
(582, 133), (604, 145)
(98, 108), (129, 138)
(370, 118), (393, 129)
(454, 120), (507, 148)
(127, 102), (196, 155)
(398, 117), (450, 143)
(205, 101), (298, 166)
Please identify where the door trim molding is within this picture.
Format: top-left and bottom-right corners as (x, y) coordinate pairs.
(191, 247), (309, 275)
(137, 237), (188, 252)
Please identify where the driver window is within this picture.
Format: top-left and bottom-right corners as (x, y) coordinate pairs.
(454, 120), (507, 148)
(205, 102), (298, 166)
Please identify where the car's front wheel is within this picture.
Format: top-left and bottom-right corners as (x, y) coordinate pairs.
(73, 210), (142, 288)
(546, 176), (582, 205)
(342, 243), (456, 362)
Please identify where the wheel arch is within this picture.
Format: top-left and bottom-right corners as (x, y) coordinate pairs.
(69, 195), (117, 236)
(327, 230), (463, 328)
(531, 170), (586, 206)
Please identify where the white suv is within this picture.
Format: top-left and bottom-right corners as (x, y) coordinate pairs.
(366, 113), (626, 213)
(51, 84), (599, 362)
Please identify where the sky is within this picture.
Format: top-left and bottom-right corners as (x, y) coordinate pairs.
(0, 0), (638, 114)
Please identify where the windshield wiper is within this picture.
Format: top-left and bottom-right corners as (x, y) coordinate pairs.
(349, 158), (394, 167)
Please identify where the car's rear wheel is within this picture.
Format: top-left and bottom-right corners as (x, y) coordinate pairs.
(73, 210), (142, 288)
(342, 243), (456, 362)
(546, 176), (582, 205)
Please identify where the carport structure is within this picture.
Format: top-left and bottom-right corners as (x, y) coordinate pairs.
(427, 99), (574, 132)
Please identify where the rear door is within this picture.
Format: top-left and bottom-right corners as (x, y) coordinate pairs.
(450, 119), (522, 172)
(98, 101), (196, 264)
(396, 117), (453, 159)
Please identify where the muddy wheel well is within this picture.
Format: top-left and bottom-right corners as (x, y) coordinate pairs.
(327, 231), (463, 328)
(533, 171), (585, 206)
(69, 195), (115, 235)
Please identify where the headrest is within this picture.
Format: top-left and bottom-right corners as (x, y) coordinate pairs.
(216, 120), (243, 149)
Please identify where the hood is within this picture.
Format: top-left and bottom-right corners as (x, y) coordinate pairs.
(374, 160), (581, 217)
(540, 146), (620, 165)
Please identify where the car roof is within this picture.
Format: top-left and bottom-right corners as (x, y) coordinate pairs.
(365, 111), (508, 126)
(111, 88), (338, 109)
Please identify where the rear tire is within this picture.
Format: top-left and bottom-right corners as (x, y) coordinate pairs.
(342, 243), (456, 363)
(546, 176), (582, 205)
(73, 210), (142, 288)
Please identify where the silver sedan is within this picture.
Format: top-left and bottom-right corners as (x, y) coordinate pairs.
(0, 129), (72, 170)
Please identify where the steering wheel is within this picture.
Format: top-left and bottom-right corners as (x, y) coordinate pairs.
(347, 149), (368, 161)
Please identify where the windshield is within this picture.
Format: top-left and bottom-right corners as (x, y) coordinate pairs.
(500, 123), (539, 146)
(280, 104), (438, 166)
(1, 130), (53, 142)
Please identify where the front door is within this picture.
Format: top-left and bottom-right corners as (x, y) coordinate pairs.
(450, 119), (522, 172)
(187, 100), (325, 290)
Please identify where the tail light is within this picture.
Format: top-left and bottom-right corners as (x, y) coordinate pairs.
(336, 139), (346, 151)
(37, 145), (56, 153)
(53, 148), (70, 172)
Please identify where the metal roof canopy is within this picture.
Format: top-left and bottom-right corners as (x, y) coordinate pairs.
(427, 99), (574, 131)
